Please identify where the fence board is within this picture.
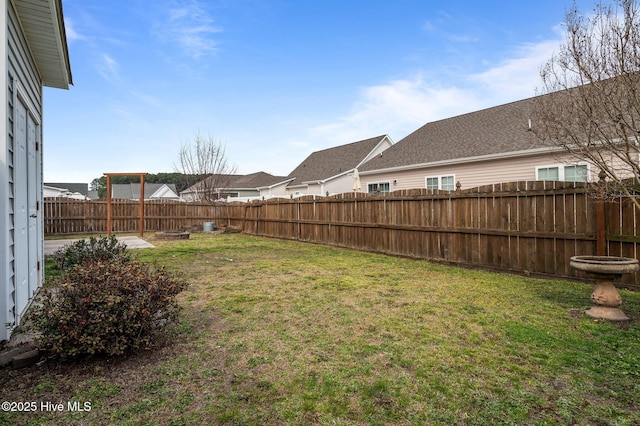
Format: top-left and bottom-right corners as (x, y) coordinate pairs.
(44, 181), (640, 287)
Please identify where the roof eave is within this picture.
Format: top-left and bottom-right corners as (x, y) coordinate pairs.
(14, 0), (73, 89)
(258, 178), (296, 190)
(302, 168), (355, 185)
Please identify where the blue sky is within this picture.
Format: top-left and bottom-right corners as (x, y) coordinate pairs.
(44, 0), (599, 184)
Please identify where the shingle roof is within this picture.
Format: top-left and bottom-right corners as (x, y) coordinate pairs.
(287, 135), (389, 184)
(225, 172), (288, 188)
(182, 172), (287, 193)
(44, 182), (89, 196)
(111, 183), (179, 199)
(359, 97), (541, 172)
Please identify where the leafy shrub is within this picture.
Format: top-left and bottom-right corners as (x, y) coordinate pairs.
(52, 235), (131, 270)
(27, 259), (188, 358)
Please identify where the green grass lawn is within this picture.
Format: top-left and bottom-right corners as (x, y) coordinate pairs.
(2, 233), (640, 425)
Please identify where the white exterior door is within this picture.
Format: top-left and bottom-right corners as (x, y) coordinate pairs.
(14, 96), (38, 322)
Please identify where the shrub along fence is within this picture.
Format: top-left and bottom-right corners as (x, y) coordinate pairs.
(44, 181), (640, 287)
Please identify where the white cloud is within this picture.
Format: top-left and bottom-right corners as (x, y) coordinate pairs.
(110, 106), (150, 131)
(153, 0), (222, 59)
(422, 21), (435, 33)
(305, 27), (567, 149)
(448, 35), (479, 43)
(97, 53), (120, 83)
(307, 76), (483, 147)
(469, 39), (562, 100)
(129, 91), (164, 108)
(287, 141), (310, 148)
(63, 17), (83, 41)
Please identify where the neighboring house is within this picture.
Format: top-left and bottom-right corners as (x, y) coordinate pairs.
(111, 183), (180, 201)
(181, 172), (287, 202)
(358, 97), (594, 194)
(1, 0), (72, 341)
(264, 135), (393, 198)
(219, 172), (288, 201)
(44, 182), (89, 199)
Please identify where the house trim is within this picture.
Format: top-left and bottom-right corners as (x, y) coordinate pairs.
(15, 80), (41, 126)
(0, 0), (9, 342)
(356, 135), (394, 168)
(301, 169), (352, 185)
(256, 178), (296, 191)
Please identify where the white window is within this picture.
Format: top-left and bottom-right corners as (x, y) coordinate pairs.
(425, 175), (455, 190)
(536, 164), (588, 182)
(368, 182), (390, 194)
(441, 175), (455, 190)
(564, 165), (588, 182)
(426, 177), (438, 190)
(537, 166), (560, 181)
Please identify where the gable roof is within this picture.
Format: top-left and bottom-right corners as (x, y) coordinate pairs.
(181, 172), (287, 194)
(44, 182), (89, 196)
(14, 0), (73, 89)
(111, 183), (179, 200)
(225, 172), (288, 189)
(359, 98), (541, 172)
(287, 135), (391, 184)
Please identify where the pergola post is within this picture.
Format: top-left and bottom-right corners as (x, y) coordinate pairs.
(139, 174), (145, 237)
(106, 174), (112, 236)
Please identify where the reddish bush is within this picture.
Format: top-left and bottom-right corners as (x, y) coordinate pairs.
(51, 235), (131, 271)
(27, 259), (188, 358)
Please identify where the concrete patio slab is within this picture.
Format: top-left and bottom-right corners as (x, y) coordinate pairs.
(44, 236), (154, 256)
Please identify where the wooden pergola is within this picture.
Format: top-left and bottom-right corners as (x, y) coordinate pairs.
(104, 172), (148, 237)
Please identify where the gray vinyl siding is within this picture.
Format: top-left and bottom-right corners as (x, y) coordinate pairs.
(1, 0), (44, 341)
(8, 3), (42, 114)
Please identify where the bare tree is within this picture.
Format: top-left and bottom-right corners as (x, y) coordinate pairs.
(174, 133), (237, 201)
(534, 0), (640, 208)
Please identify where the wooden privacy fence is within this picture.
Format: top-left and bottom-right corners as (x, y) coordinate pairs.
(44, 181), (640, 287)
(43, 198), (239, 234)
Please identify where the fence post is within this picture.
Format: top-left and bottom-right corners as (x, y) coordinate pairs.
(596, 198), (606, 256)
(596, 172), (607, 256)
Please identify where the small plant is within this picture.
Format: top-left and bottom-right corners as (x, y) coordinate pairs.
(27, 259), (188, 358)
(52, 235), (131, 270)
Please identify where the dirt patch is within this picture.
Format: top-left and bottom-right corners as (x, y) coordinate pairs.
(0, 308), (232, 425)
(155, 231), (190, 240)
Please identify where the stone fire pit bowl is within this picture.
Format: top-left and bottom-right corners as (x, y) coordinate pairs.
(155, 231), (190, 240)
(570, 255), (639, 321)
